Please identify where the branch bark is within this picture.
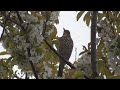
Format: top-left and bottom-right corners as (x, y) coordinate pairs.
(91, 11), (99, 78)
(0, 19), (7, 41)
(42, 11), (49, 37)
(44, 39), (76, 69)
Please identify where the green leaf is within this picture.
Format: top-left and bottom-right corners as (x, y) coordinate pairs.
(86, 16), (91, 26)
(36, 47), (42, 54)
(107, 75), (120, 79)
(103, 67), (112, 77)
(77, 11), (85, 21)
(95, 75), (104, 79)
(0, 51), (9, 55)
(97, 60), (104, 72)
(116, 24), (120, 33)
(49, 26), (57, 40)
(97, 60), (112, 77)
(73, 70), (84, 79)
(55, 19), (59, 24)
(97, 39), (104, 51)
(9, 42), (14, 48)
(108, 11), (114, 19)
(83, 12), (91, 26)
(83, 12), (90, 22)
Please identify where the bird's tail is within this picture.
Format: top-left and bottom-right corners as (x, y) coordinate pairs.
(57, 60), (65, 77)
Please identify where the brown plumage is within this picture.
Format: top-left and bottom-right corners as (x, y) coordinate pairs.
(57, 28), (73, 77)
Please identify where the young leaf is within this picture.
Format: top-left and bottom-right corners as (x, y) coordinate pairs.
(107, 75), (120, 79)
(77, 11), (85, 21)
(83, 12), (90, 22)
(0, 51), (9, 55)
(86, 16), (91, 26)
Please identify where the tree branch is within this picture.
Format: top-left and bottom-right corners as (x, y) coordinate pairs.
(0, 21), (6, 41)
(27, 46), (39, 79)
(1, 12), (24, 30)
(0, 22), (16, 46)
(44, 39), (76, 69)
(42, 11), (49, 37)
(15, 11), (39, 79)
(42, 11), (76, 69)
(0, 12), (10, 42)
(91, 11), (99, 78)
(15, 11), (26, 31)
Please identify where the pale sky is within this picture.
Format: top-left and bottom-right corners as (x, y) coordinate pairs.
(0, 11), (90, 63)
(56, 11), (90, 63)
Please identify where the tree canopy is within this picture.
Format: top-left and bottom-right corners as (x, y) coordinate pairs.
(0, 11), (120, 79)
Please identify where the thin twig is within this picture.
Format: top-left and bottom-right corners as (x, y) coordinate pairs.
(16, 11), (26, 31)
(0, 12), (9, 41)
(0, 24), (5, 41)
(0, 19), (7, 41)
(0, 23), (15, 45)
(16, 11), (23, 24)
(42, 11), (49, 37)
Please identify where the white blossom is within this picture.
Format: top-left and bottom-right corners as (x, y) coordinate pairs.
(46, 21), (52, 25)
(43, 72), (47, 79)
(29, 56), (38, 63)
(25, 15), (38, 23)
(56, 77), (63, 79)
(30, 48), (37, 56)
(98, 20), (120, 75)
(50, 11), (59, 21)
(114, 66), (120, 75)
(74, 52), (92, 76)
(2, 11), (59, 77)
(46, 29), (54, 35)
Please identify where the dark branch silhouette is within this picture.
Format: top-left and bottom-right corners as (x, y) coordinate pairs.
(42, 11), (49, 37)
(91, 11), (99, 78)
(0, 19), (7, 41)
(44, 39), (76, 69)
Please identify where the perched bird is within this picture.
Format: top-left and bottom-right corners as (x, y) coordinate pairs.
(57, 28), (73, 77)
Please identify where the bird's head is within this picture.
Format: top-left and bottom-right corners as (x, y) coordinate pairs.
(63, 28), (70, 36)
